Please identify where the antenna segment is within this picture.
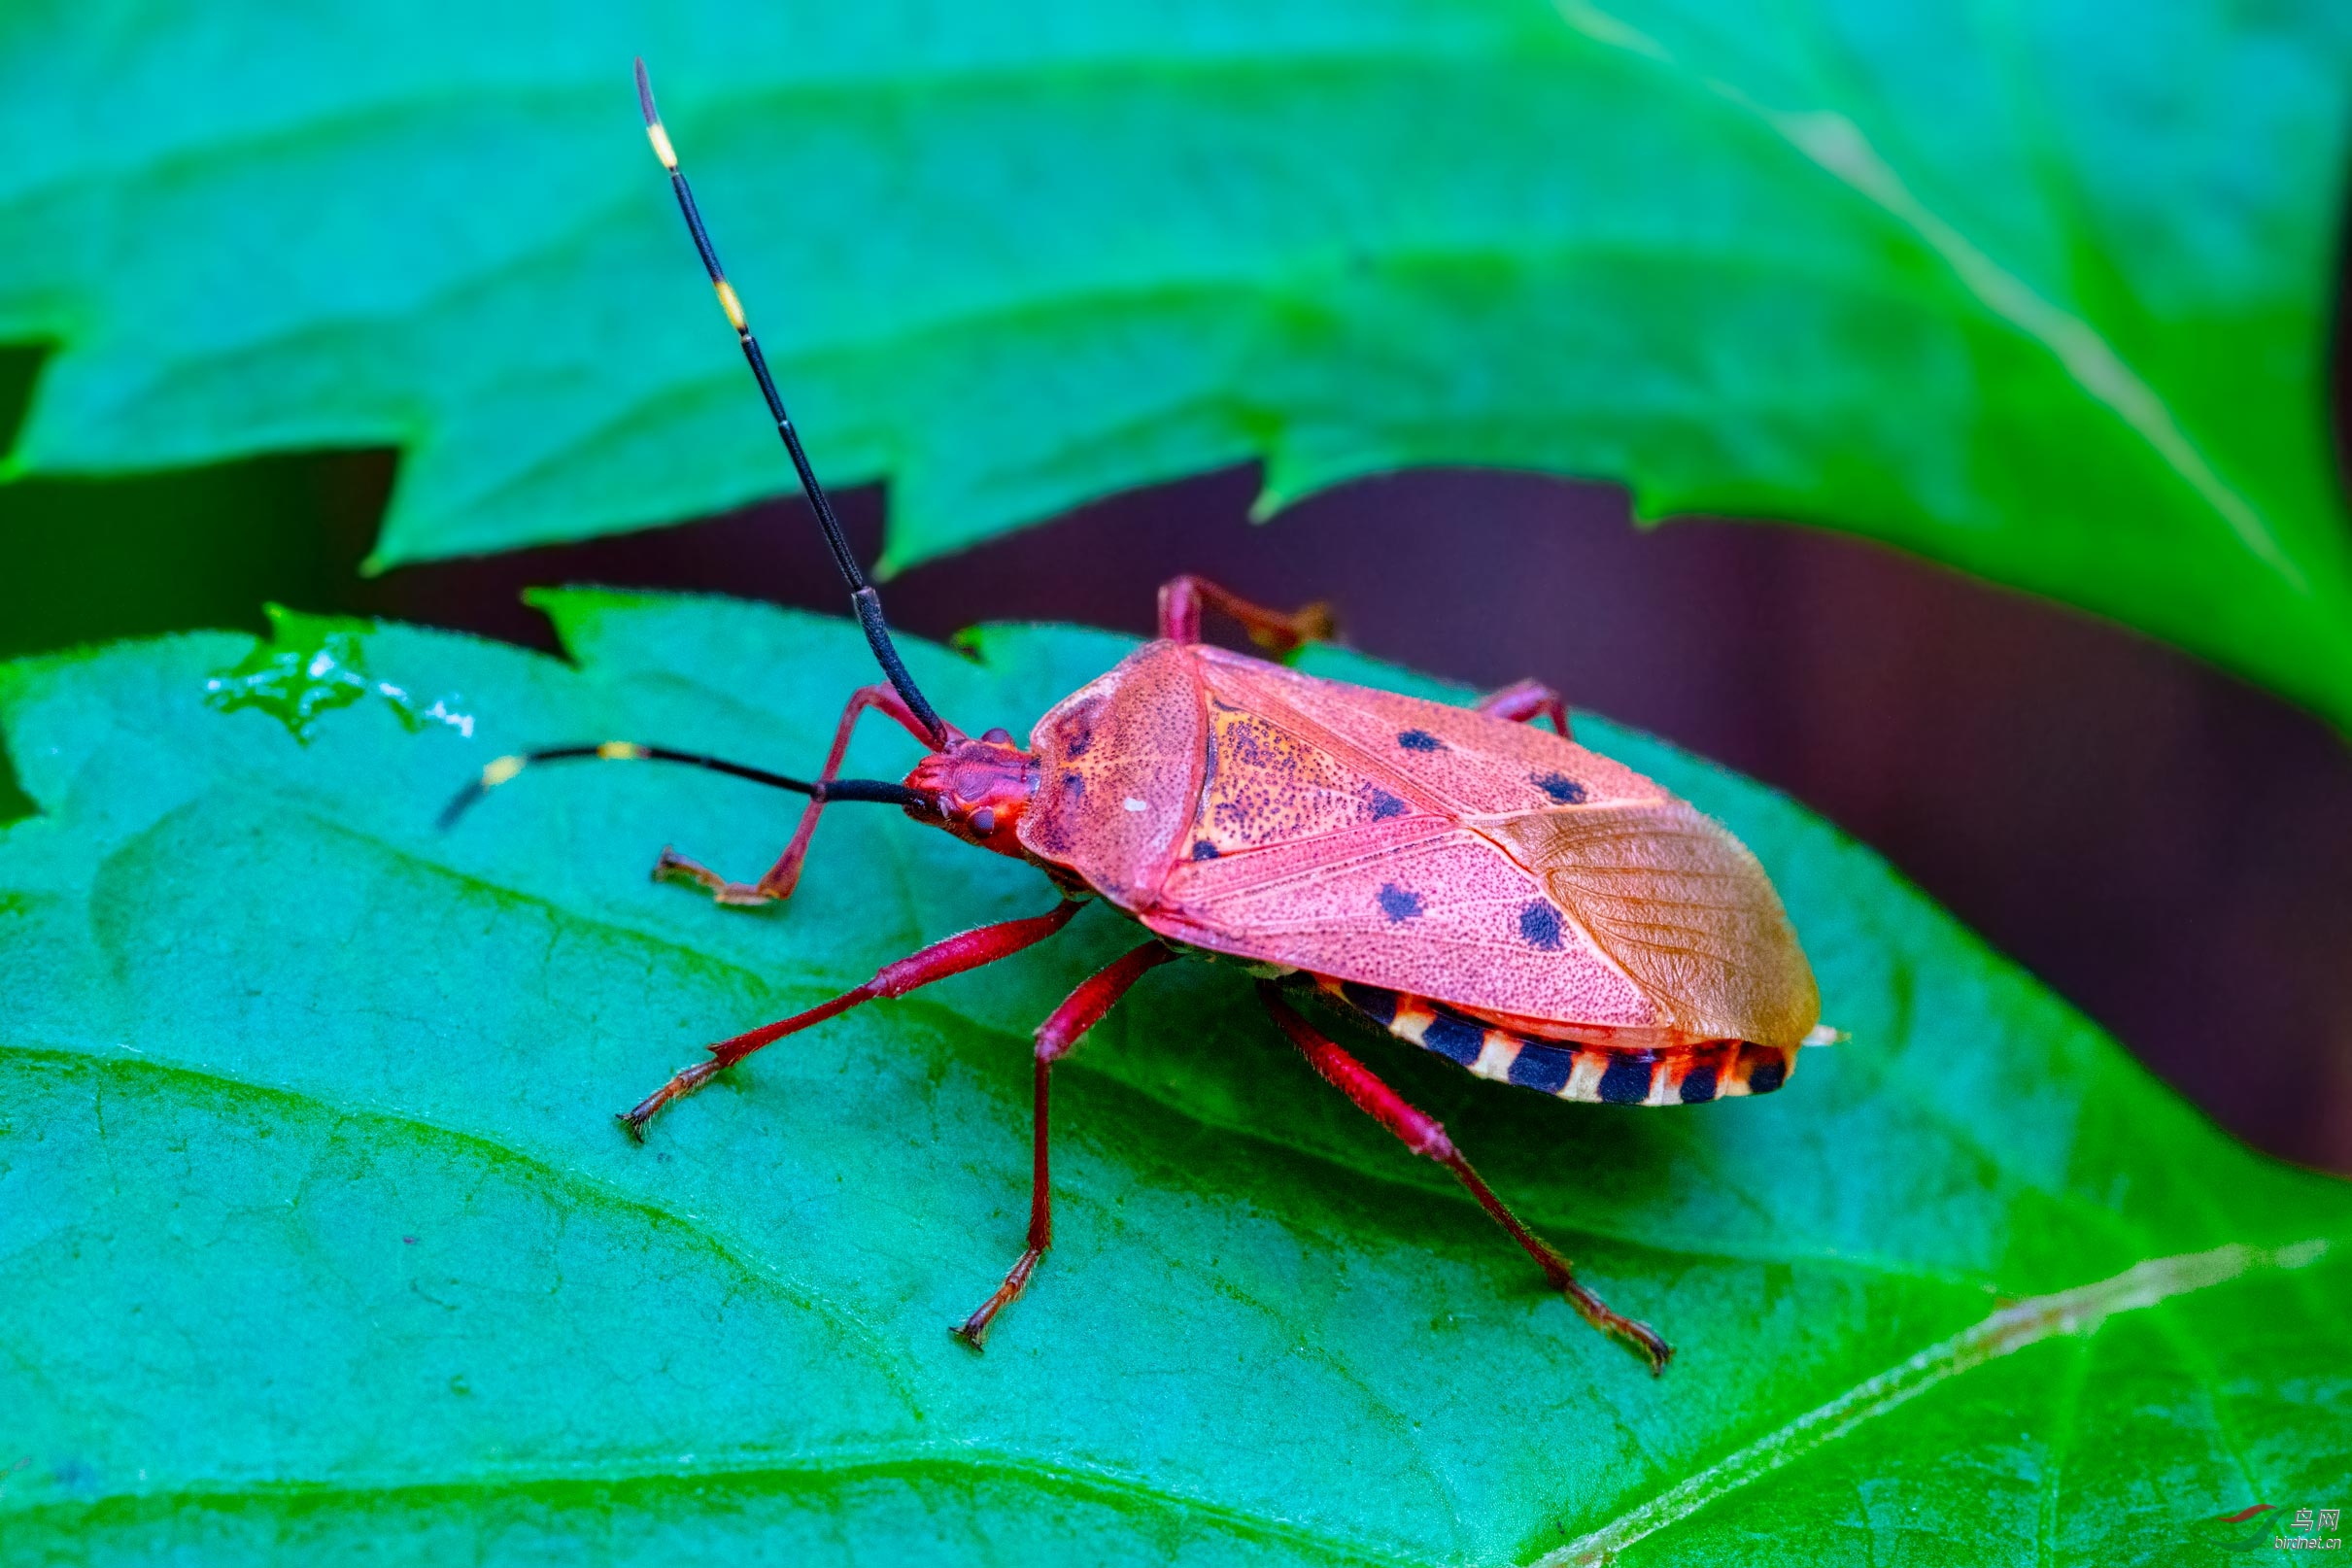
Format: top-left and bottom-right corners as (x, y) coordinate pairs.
(634, 58), (949, 748)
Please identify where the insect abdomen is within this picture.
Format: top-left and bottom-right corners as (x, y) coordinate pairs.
(1314, 977), (1791, 1107)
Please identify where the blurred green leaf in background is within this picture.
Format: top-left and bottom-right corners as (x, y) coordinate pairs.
(2, 2), (2348, 721)
(2, 597), (2344, 1563)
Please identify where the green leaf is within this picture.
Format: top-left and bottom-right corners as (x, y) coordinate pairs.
(2, 592), (2343, 1564)
(4, 3), (2350, 721)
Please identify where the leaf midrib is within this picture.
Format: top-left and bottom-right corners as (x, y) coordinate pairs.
(1538, 1236), (2339, 1566)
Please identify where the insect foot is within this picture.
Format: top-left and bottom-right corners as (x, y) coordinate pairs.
(950, 1246), (1043, 1354)
(1428, 1138), (1672, 1375)
(618, 1058), (724, 1142)
(652, 846), (781, 907)
(1505, 1216), (1675, 1377)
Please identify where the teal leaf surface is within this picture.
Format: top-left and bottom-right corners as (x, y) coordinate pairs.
(1, 592), (2345, 1562)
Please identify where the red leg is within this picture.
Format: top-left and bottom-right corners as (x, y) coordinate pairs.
(1476, 678), (1572, 740)
(621, 902), (1082, 1138)
(954, 939), (1177, 1349)
(655, 683), (946, 906)
(1258, 984), (1671, 1374)
(1157, 575), (1336, 653)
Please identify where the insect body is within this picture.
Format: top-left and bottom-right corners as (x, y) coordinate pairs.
(1019, 633), (1821, 1099)
(447, 63), (1824, 1375)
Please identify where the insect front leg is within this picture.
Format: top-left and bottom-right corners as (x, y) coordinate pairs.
(1474, 678), (1572, 739)
(655, 683), (942, 906)
(1157, 575), (1336, 652)
(954, 939), (1178, 1349)
(621, 901), (1082, 1139)
(1257, 983), (1671, 1374)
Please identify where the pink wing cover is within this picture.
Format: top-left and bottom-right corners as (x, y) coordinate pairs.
(1017, 641), (1206, 906)
(1019, 642), (1813, 1045)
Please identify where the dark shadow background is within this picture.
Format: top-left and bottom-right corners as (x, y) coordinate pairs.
(2, 252), (2346, 1175)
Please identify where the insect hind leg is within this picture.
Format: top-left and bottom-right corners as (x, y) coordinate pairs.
(1157, 575), (1335, 652)
(1258, 982), (1671, 1374)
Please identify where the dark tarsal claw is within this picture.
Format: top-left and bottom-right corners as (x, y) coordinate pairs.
(619, 1059), (715, 1142)
(1561, 1278), (1672, 1375)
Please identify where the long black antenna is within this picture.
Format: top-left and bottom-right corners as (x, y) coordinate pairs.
(438, 740), (927, 831)
(634, 58), (948, 748)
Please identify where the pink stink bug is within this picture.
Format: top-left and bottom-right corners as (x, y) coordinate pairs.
(443, 62), (1826, 1373)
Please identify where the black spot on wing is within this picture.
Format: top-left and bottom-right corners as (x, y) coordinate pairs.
(1191, 839), (1220, 861)
(1677, 1063), (1720, 1104)
(1533, 771), (1585, 803)
(1421, 1013), (1484, 1065)
(1340, 982), (1398, 1026)
(1508, 1041), (1575, 1094)
(1742, 1046), (1789, 1095)
(1396, 729), (1443, 752)
(1377, 883), (1423, 922)
(1597, 1053), (1655, 1105)
(1517, 901), (1563, 950)
(1060, 771), (1084, 798)
(1366, 787), (1407, 820)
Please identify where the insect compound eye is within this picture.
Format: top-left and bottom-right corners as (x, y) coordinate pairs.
(981, 727), (1013, 744)
(969, 806), (998, 835)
